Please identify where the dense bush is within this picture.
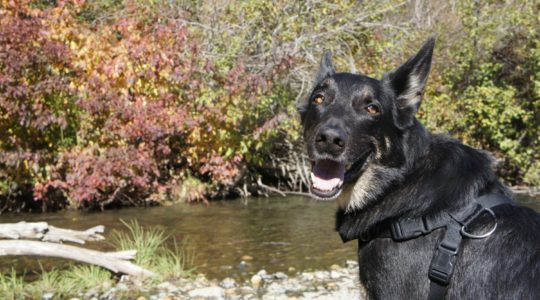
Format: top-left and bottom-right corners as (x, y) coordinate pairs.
(0, 0), (292, 210)
(417, 0), (540, 185)
(0, 0), (538, 211)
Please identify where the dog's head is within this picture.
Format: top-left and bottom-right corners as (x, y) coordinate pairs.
(299, 37), (435, 202)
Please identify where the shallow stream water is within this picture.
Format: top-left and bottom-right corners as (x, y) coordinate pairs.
(1, 194), (539, 280)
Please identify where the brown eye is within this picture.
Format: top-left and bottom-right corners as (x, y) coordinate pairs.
(365, 104), (380, 115)
(313, 95), (324, 105)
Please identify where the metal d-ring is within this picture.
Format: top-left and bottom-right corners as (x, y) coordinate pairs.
(460, 207), (497, 239)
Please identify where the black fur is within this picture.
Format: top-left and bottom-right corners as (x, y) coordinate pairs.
(300, 37), (540, 299)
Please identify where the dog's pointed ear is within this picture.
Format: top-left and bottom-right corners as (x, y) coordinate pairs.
(384, 37), (435, 129)
(315, 51), (336, 83)
(298, 52), (336, 118)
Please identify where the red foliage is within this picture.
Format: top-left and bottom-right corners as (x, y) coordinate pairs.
(0, 1), (291, 209)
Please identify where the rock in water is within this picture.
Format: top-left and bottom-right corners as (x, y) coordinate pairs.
(251, 274), (262, 288)
(220, 277), (236, 289)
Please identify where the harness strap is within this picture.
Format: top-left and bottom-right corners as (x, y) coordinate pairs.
(349, 193), (514, 300)
(427, 221), (462, 300)
(425, 194), (513, 300)
(391, 216), (439, 241)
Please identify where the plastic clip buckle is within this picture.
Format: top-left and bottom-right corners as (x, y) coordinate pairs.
(428, 243), (458, 285)
(391, 217), (429, 241)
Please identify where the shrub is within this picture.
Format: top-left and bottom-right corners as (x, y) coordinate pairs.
(1, 0), (293, 210)
(0, 1), (78, 210)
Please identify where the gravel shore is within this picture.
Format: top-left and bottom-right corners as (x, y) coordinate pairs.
(61, 261), (365, 300)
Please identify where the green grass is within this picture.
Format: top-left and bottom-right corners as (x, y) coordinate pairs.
(110, 219), (195, 282)
(0, 269), (26, 300)
(110, 219), (168, 267)
(0, 220), (194, 299)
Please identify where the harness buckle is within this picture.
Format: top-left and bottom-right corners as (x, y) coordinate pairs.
(428, 242), (458, 285)
(391, 217), (430, 241)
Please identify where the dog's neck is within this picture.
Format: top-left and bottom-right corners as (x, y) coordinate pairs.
(340, 119), (429, 212)
(336, 119), (509, 241)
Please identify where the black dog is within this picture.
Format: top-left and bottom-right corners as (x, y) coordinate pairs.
(299, 37), (540, 299)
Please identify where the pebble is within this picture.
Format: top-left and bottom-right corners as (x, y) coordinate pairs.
(42, 292), (54, 300)
(346, 260), (358, 267)
(157, 282), (176, 292)
(274, 272), (288, 280)
(224, 288), (236, 296)
(239, 286), (254, 294)
(220, 277), (236, 289)
(301, 272), (314, 280)
(330, 270), (341, 279)
(314, 271), (329, 279)
(67, 262), (363, 300)
(327, 282), (338, 289)
(188, 286), (225, 299)
(250, 274), (262, 288)
(238, 261), (249, 269)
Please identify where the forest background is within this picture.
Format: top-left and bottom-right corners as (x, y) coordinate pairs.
(1, 0), (539, 212)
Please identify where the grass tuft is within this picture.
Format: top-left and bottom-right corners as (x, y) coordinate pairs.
(0, 269), (26, 300)
(110, 219), (194, 281)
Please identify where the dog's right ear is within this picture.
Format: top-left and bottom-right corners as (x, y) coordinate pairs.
(315, 51), (336, 84)
(298, 52), (336, 118)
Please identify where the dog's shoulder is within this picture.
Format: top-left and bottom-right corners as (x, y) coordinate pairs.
(496, 203), (540, 237)
(426, 134), (494, 168)
(402, 133), (507, 211)
(418, 134), (496, 183)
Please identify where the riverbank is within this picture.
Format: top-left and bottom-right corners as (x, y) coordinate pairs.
(55, 261), (363, 300)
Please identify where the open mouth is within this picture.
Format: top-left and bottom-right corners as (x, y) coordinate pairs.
(310, 152), (371, 200)
(310, 159), (345, 200)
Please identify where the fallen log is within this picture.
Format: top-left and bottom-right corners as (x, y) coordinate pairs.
(0, 240), (155, 278)
(0, 222), (105, 244)
(0, 222), (155, 278)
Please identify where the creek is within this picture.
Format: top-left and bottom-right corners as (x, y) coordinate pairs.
(1, 194), (538, 280)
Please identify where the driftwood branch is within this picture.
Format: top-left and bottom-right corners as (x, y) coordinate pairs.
(0, 222), (155, 278)
(0, 240), (155, 278)
(257, 178), (312, 198)
(0, 222), (105, 244)
(257, 177), (286, 197)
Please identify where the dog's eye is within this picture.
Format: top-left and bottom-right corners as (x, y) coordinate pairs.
(313, 95), (324, 105)
(365, 104), (380, 115)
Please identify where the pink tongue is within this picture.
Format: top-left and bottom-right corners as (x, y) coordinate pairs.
(311, 160), (345, 191)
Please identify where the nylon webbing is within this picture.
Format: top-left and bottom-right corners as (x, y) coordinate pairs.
(425, 194), (513, 300)
(345, 194), (514, 300)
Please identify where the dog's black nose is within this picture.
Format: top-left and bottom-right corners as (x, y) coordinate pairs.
(315, 127), (347, 156)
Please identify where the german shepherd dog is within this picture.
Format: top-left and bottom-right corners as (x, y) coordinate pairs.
(299, 37), (540, 299)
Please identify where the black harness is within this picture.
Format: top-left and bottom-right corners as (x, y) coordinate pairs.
(340, 194), (513, 300)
